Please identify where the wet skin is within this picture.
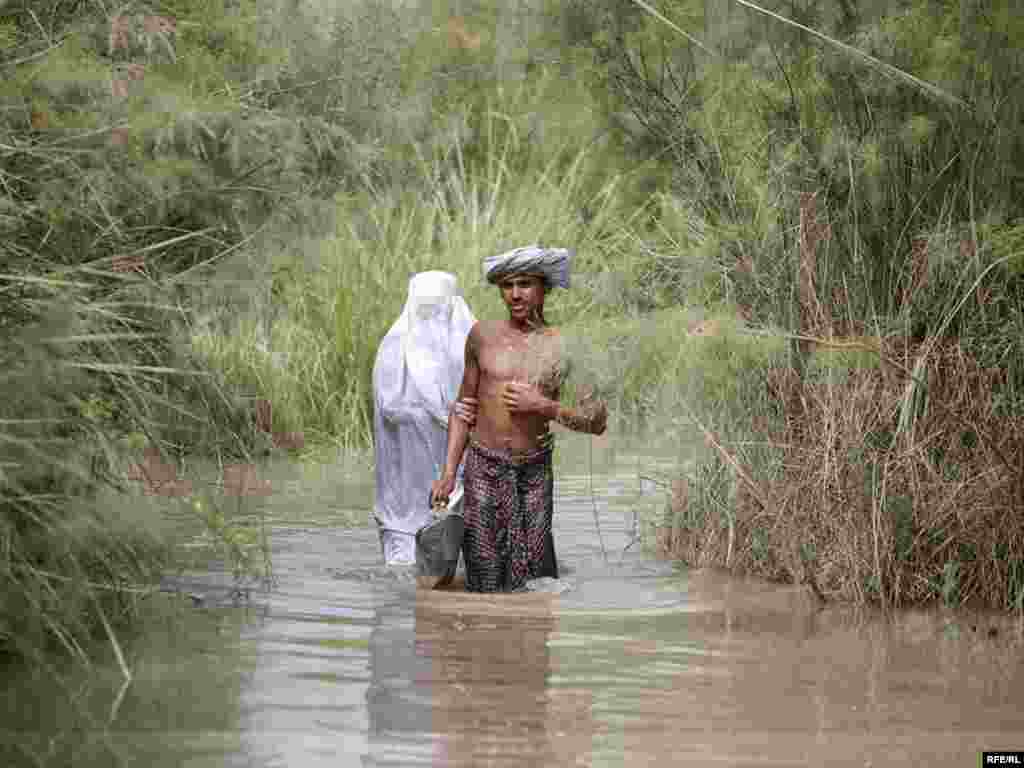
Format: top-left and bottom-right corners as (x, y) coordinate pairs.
(430, 274), (606, 506)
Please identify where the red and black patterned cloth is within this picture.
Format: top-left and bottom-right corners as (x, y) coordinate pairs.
(462, 440), (559, 592)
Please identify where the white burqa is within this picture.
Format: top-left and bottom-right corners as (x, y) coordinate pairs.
(372, 271), (476, 565)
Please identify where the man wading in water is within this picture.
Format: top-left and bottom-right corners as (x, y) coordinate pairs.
(430, 245), (607, 592)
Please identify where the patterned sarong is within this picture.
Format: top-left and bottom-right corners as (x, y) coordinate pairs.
(462, 440), (558, 593)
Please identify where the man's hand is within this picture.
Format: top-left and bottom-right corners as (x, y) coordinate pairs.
(501, 382), (556, 417)
(430, 473), (457, 509)
(453, 397), (478, 427)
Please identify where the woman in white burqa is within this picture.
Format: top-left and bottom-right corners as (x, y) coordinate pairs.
(372, 271), (476, 565)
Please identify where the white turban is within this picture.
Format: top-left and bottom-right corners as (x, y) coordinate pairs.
(482, 244), (573, 289)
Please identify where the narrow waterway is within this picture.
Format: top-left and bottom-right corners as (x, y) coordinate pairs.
(3, 433), (1023, 767)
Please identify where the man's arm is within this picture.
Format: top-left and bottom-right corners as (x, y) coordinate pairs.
(549, 338), (607, 435)
(441, 324), (481, 480)
(542, 386), (607, 435)
(502, 341), (608, 435)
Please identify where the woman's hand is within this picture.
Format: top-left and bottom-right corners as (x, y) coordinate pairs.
(453, 397), (478, 427)
(430, 473), (457, 509)
(501, 382), (555, 417)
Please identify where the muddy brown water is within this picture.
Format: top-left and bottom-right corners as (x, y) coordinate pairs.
(3, 435), (1024, 767)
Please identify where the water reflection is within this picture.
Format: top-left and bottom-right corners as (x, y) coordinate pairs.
(362, 584), (586, 767)
(413, 589), (563, 767)
(7, 451), (1024, 768)
(0, 596), (251, 768)
(592, 570), (1024, 766)
(363, 583), (433, 767)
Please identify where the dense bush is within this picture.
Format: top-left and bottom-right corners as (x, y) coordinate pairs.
(0, 0), (370, 671)
(581, 0), (1024, 609)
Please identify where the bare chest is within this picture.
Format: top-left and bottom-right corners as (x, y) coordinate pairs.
(478, 330), (564, 390)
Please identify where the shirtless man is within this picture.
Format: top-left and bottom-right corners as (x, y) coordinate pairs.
(430, 246), (607, 592)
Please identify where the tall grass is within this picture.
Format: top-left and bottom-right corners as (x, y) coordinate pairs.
(193, 67), (666, 448)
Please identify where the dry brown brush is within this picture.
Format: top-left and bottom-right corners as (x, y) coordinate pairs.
(662, 336), (1024, 612)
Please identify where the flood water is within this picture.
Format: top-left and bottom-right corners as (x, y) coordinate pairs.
(3, 433), (1024, 767)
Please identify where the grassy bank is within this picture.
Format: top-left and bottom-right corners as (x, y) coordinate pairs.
(595, 0), (1024, 611)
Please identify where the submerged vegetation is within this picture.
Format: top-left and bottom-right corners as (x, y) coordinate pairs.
(1, 1), (1023, 727)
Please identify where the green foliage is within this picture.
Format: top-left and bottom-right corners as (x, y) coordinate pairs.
(193, 97), (656, 447)
(0, 0), (334, 677)
(581, 0), (1024, 339)
(987, 220), (1024, 276)
(941, 559), (961, 608)
(184, 495), (269, 585)
(1010, 559), (1024, 612)
(0, 20), (17, 48)
(562, 0), (1024, 610)
(890, 493), (914, 563)
(807, 340), (882, 381)
(751, 526), (769, 565)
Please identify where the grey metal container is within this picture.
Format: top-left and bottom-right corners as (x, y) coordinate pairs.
(415, 513), (464, 589)
(415, 481), (464, 589)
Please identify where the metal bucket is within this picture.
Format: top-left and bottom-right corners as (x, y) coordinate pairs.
(415, 481), (464, 589)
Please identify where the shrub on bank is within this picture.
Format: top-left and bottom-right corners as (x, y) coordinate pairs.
(0, 0), (368, 671)
(659, 335), (1024, 611)
(581, 0), (1024, 609)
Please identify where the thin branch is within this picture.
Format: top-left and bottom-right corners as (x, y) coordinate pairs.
(0, 35), (70, 69)
(731, 0), (968, 110)
(628, 0), (717, 56)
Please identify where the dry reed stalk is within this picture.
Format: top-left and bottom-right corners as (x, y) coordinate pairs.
(871, 458), (889, 611)
(825, 341), (1017, 606)
(254, 398), (273, 433)
(821, 366), (840, 514)
(222, 463), (271, 497)
(126, 446), (192, 496)
(30, 108), (50, 131)
(655, 477), (688, 560)
(655, 523), (673, 558)
(797, 192), (832, 341)
(446, 17), (482, 51)
(682, 400), (771, 514)
(110, 62), (146, 99)
(789, 192), (833, 448)
(272, 430), (305, 450)
(109, 15), (131, 55)
(901, 236), (930, 310)
(111, 253), (146, 274)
